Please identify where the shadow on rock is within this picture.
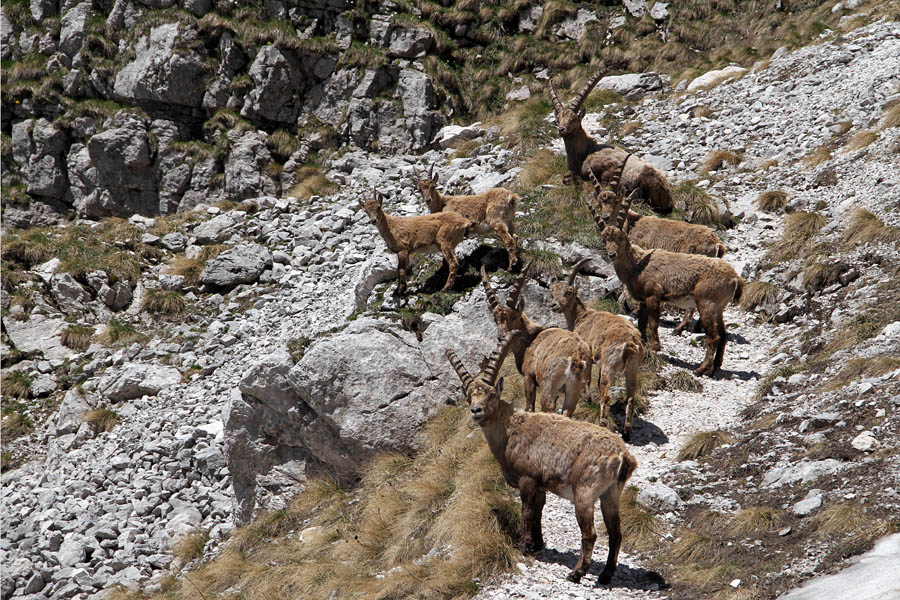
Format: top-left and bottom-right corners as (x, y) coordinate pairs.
(537, 548), (668, 590)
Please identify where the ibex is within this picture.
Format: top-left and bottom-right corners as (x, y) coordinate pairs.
(585, 181), (745, 377)
(599, 157), (727, 336)
(482, 265), (591, 417)
(447, 331), (638, 584)
(547, 72), (674, 212)
(550, 258), (643, 442)
(358, 191), (470, 294)
(413, 164), (520, 269)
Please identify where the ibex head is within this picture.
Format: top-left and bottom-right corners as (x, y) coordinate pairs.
(547, 70), (605, 137)
(447, 330), (519, 424)
(357, 189), (385, 226)
(550, 258), (591, 314)
(411, 164), (441, 209)
(583, 161), (635, 258)
(482, 263), (531, 339)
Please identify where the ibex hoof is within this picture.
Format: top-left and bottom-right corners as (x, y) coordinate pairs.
(596, 570), (614, 585)
(566, 571), (584, 583)
(622, 430), (632, 443)
(520, 540), (544, 555)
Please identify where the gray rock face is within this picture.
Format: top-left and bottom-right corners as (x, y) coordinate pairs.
(3, 314), (70, 361)
(0, 9), (15, 60)
(55, 389), (92, 436)
(432, 123), (485, 150)
(224, 293), (497, 523)
(387, 25), (433, 58)
(553, 8), (599, 41)
(192, 213), (242, 244)
(114, 22), (207, 107)
(224, 130), (279, 201)
(50, 272), (90, 314)
(98, 363), (182, 402)
(763, 459), (842, 488)
(793, 489), (824, 516)
(200, 243), (273, 289)
(241, 46), (305, 124)
(636, 483), (683, 513)
(597, 72), (665, 100)
(59, 1), (91, 56)
(11, 118), (69, 199)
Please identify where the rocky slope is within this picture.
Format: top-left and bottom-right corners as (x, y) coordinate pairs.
(2, 13), (900, 600)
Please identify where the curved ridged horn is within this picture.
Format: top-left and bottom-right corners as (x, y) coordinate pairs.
(446, 350), (474, 391)
(618, 189), (638, 228)
(547, 78), (563, 116)
(584, 193), (605, 234)
(481, 330), (520, 386)
(428, 163), (435, 181)
(481, 266), (500, 312)
(569, 69), (606, 112)
(610, 153), (631, 197)
(507, 261), (532, 309)
(566, 258), (592, 285)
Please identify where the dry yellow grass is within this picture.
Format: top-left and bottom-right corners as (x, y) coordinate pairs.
(815, 503), (866, 535)
(731, 506), (781, 534)
(142, 289), (188, 315)
(82, 408), (118, 433)
(844, 130), (879, 152)
(802, 145), (832, 167)
(740, 281), (778, 312)
(173, 529), (210, 564)
(701, 149), (741, 173)
(518, 149), (567, 188)
(880, 102), (900, 130)
(118, 404), (522, 600)
(842, 207), (899, 247)
(765, 211), (827, 262)
(61, 324), (94, 351)
(288, 165), (339, 201)
(802, 262), (843, 292)
(755, 190), (788, 212)
(824, 356), (900, 391)
(677, 430), (734, 461)
(619, 486), (663, 550)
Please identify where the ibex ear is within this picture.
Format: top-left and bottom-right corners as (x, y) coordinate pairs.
(496, 377), (504, 393)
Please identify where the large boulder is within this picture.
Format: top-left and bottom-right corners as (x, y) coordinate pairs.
(192, 212), (243, 244)
(224, 292), (497, 524)
(241, 45), (305, 124)
(387, 25), (433, 58)
(98, 363), (181, 402)
(114, 22), (207, 107)
(3, 313), (70, 361)
(224, 129), (279, 201)
(54, 388), (92, 436)
(59, 1), (91, 57)
(11, 118), (69, 199)
(597, 72), (665, 100)
(200, 243), (272, 289)
(687, 65), (748, 92)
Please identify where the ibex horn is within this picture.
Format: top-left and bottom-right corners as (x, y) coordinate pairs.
(618, 189), (638, 228)
(547, 78), (563, 117)
(481, 266), (500, 312)
(428, 163), (435, 181)
(481, 330), (521, 386)
(507, 260), (532, 309)
(584, 171), (607, 233)
(446, 350), (474, 392)
(569, 69), (606, 112)
(566, 258), (592, 285)
(611, 153), (631, 198)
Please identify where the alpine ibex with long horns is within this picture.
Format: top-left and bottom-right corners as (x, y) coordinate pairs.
(447, 331), (638, 584)
(548, 72), (673, 212)
(585, 180), (744, 376)
(551, 258), (643, 442)
(358, 191), (471, 294)
(482, 265), (591, 417)
(599, 157), (727, 335)
(413, 164), (520, 269)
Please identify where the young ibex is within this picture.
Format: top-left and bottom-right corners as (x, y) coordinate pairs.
(413, 164), (520, 269)
(599, 159), (727, 336)
(551, 259), (643, 442)
(585, 183), (745, 377)
(547, 73), (674, 212)
(447, 332), (637, 584)
(482, 266), (591, 417)
(358, 191), (470, 294)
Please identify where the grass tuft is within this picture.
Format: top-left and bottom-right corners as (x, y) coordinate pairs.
(802, 145), (832, 167)
(98, 318), (144, 346)
(701, 149), (741, 173)
(1, 371), (32, 399)
(740, 281), (778, 312)
(173, 529), (210, 564)
(842, 208), (899, 247)
(82, 407), (118, 433)
(288, 165), (339, 201)
(142, 289), (188, 315)
(620, 486), (663, 550)
(731, 506), (781, 534)
(824, 356), (900, 391)
(61, 324), (94, 351)
(815, 503), (866, 535)
(880, 102), (900, 130)
(844, 130), (878, 152)
(765, 211), (826, 262)
(677, 430), (734, 461)
(755, 190), (788, 213)
(802, 262), (842, 292)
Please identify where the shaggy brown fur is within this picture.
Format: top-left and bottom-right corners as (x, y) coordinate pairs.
(586, 188), (744, 377)
(413, 164), (520, 268)
(600, 187), (727, 335)
(482, 267), (592, 417)
(359, 191), (470, 294)
(551, 259), (643, 442)
(547, 73), (673, 212)
(583, 147), (674, 213)
(447, 332), (638, 585)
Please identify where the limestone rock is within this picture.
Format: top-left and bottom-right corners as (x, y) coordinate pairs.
(597, 72), (665, 100)
(224, 129), (279, 201)
(241, 45), (305, 124)
(55, 389), (92, 435)
(114, 22), (207, 107)
(201, 243), (273, 289)
(11, 118), (69, 200)
(637, 483), (683, 513)
(793, 489), (824, 516)
(98, 363), (182, 402)
(687, 66), (748, 92)
(192, 213), (242, 244)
